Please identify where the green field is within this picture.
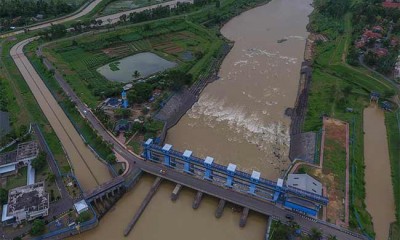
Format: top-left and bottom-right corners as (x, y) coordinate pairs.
(43, 20), (222, 107)
(304, 7), (400, 236)
(100, 0), (170, 16)
(0, 36), (71, 173)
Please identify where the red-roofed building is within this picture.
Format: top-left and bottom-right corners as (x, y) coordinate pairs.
(372, 25), (384, 33)
(383, 0), (400, 8)
(374, 48), (389, 57)
(362, 30), (382, 40)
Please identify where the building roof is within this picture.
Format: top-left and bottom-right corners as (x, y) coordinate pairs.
(227, 163), (236, 172)
(2, 204), (14, 222)
(363, 30), (382, 39)
(286, 174), (322, 195)
(0, 111), (11, 138)
(204, 156), (214, 165)
(74, 200), (89, 214)
(0, 150), (18, 166)
(0, 165), (16, 174)
(383, 1), (400, 8)
(16, 141), (39, 162)
(7, 182), (49, 217)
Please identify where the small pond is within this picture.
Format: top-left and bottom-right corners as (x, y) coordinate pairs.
(97, 52), (177, 83)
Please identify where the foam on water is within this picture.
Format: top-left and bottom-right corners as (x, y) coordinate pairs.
(187, 94), (290, 154)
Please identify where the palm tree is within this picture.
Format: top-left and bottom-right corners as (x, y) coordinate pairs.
(327, 235), (337, 240)
(308, 228), (323, 240)
(133, 70), (141, 79)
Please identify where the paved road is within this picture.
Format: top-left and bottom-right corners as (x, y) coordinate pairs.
(359, 55), (400, 90)
(0, 0), (103, 39)
(137, 161), (367, 240)
(10, 38), (111, 191)
(5, 1), (369, 238)
(95, 0), (193, 24)
(34, 35), (367, 240)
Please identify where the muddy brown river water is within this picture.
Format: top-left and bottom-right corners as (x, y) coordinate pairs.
(363, 105), (395, 240)
(77, 0), (314, 238)
(167, 0), (313, 179)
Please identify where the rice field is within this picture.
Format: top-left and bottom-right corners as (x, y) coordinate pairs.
(43, 21), (219, 107)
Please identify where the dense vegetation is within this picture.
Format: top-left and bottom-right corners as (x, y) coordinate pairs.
(0, 0), (80, 31)
(306, 0), (400, 237)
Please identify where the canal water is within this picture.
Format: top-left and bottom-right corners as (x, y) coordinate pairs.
(73, 175), (266, 240)
(75, 0), (313, 238)
(166, 0), (313, 179)
(363, 105), (395, 240)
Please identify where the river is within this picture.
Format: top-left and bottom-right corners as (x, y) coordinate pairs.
(363, 105), (395, 240)
(75, 0), (313, 238)
(166, 0), (313, 179)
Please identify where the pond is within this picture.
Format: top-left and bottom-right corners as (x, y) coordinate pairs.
(97, 52), (177, 83)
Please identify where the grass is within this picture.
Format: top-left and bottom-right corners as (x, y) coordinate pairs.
(385, 110), (400, 236)
(0, 37), (70, 173)
(5, 167), (27, 190)
(42, 20), (220, 107)
(303, 7), (400, 236)
(100, 0), (168, 16)
(25, 42), (114, 160)
(129, 141), (141, 154)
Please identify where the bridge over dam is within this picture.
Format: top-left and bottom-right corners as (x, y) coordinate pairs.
(82, 138), (367, 240)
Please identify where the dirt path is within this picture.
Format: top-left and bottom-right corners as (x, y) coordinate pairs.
(364, 105), (395, 240)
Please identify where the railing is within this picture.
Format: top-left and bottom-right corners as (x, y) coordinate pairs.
(145, 143), (329, 205)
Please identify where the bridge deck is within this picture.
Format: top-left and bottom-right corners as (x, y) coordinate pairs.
(135, 160), (367, 240)
(84, 176), (125, 200)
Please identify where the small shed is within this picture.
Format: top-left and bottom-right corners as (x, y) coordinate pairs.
(74, 200), (89, 214)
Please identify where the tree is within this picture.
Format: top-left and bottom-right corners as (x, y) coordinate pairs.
(46, 173), (56, 183)
(133, 83), (153, 103)
(215, 0), (221, 8)
(132, 70), (141, 79)
(106, 153), (116, 164)
(76, 211), (91, 223)
(308, 228), (323, 240)
(327, 235), (338, 240)
(119, 14), (127, 22)
(166, 70), (193, 91)
(0, 188), (8, 205)
(31, 152), (47, 170)
(30, 219), (45, 236)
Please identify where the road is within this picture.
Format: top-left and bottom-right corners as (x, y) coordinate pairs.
(0, 0), (103, 38)
(95, 0), (193, 24)
(35, 40), (367, 239)
(6, 0), (368, 238)
(10, 38), (111, 191)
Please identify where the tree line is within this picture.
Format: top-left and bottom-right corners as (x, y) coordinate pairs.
(0, 0), (77, 30)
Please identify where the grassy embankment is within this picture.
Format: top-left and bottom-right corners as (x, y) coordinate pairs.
(0, 35), (71, 174)
(24, 41), (114, 162)
(385, 110), (400, 239)
(43, 20), (221, 107)
(305, 8), (397, 236)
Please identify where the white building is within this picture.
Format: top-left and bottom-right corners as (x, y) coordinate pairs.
(286, 173), (322, 195)
(7, 182), (49, 223)
(0, 141), (39, 177)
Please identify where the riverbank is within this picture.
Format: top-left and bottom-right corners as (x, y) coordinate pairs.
(304, 2), (400, 237)
(364, 105), (395, 240)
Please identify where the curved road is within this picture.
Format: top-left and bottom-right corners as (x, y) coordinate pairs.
(10, 38), (111, 191)
(6, 1), (368, 239)
(0, 0), (103, 38)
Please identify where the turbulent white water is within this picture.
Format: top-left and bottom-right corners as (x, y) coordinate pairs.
(167, 0), (312, 179)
